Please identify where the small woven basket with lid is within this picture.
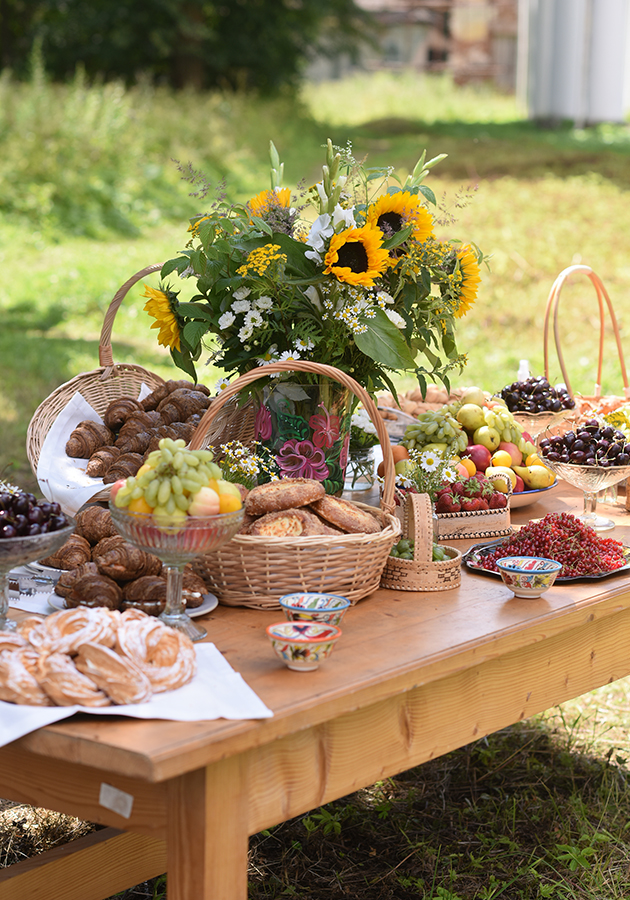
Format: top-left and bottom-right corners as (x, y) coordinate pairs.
(189, 361), (401, 610)
(381, 492), (461, 592)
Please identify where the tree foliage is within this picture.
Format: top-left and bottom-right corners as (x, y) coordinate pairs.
(0, 0), (374, 91)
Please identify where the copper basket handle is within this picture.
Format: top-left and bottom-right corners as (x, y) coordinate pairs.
(98, 263), (164, 375)
(189, 361), (396, 515)
(543, 264), (630, 400)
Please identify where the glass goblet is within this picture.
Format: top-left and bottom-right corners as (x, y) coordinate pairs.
(109, 504), (243, 641)
(539, 459), (630, 531)
(512, 409), (572, 445)
(0, 522), (76, 631)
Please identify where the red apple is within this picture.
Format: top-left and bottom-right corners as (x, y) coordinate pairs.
(498, 441), (523, 467)
(188, 486), (221, 517)
(109, 479), (126, 502)
(513, 475), (525, 493)
(461, 443), (492, 473)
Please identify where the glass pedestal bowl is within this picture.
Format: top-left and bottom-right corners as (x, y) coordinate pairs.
(109, 504), (243, 641)
(512, 409), (572, 444)
(0, 522), (76, 631)
(539, 459), (630, 531)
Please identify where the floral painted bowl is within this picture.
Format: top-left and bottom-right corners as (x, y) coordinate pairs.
(278, 592), (351, 626)
(266, 621), (342, 671)
(496, 556), (562, 598)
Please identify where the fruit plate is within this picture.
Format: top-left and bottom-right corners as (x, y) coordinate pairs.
(463, 539), (630, 583)
(377, 407), (419, 443)
(509, 482), (558, 509)
(47, 592), (219, 617)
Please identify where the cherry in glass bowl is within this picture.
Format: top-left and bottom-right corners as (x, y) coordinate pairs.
(0, 521), (75, 631)
(109, 503), (243, 641)
(512, 409), (572, 444)
(539, 458), (630, 531)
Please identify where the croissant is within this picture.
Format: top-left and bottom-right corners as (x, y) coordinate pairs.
(40, 534), (92, 570)
(141, 379), (206, 411)
(114, 430), (153, 455)
(86, 445), (121, 478)
(157, 389), (211, 425)
(102, 452), (144, 483)
(117, 410), (163, 439)
(54, 561), (100, 598)
(92, 534), (126, 560)
(65, 573), (123, 610)
(66, 421), (114, 458)
(94, 541), (162, 581)
(75, 504), (119, 544)
(122, 575), (167, 602)
(103, 397), (144, 432)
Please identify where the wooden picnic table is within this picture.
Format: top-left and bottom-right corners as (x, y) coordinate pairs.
(1, 482), (630, 900)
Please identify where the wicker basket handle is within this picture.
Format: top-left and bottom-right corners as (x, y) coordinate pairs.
(98, 263), (164, 374)
(188, 361), (397, 514)
(405, 492), (433, 564)
(543, 264), (630, 400)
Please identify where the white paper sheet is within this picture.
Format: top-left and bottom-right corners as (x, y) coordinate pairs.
(36, 387), (152, 517)
(0, 643), (273, 748)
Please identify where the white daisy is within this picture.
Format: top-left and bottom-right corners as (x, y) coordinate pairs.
(278, 349), (301, 363)
(218, 311), (236, 329)
(419, 451), (440, 472)
(215, 377), (231, 393)
(294, 337), (314, 351)
(244, 310), (264, 328)
(385, 309), (406, 329)
(233, 286), (251, 301)
(376, 290), (395, 305)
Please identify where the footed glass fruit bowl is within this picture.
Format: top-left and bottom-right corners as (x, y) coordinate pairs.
(539, 459), (630, 531)
(512, 409), (571, 443)
(0, 521), (75, 630)
(109, 504), (243, 641)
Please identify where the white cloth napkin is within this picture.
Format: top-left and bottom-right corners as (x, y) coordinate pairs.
(0, 643), (273, 748)
(8, 592), (54, 616)
(36, 387), (152, 517)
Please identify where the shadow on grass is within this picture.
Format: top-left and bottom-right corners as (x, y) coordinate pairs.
(2, 718), (620, 900)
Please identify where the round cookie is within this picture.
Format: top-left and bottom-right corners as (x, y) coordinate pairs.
(245, 478), (325, 516)
(309, 496), (382, 534)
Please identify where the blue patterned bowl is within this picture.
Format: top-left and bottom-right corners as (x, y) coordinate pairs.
(266, 621), (342, 671)
(496, 556), (562, 598)
(278, 592), (351, 626)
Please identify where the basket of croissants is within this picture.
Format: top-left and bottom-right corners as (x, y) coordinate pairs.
(26, 264), (256, 496)
(186, 361), (402, 610)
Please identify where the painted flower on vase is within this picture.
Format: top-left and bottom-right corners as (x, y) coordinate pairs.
(309, 404), (341, 449)
(255, 404), (273, 441)
(277, 440), (330, 481)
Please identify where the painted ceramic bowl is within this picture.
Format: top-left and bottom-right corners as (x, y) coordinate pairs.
(278, 592), (351, 626)
(496, 556), (562, 598)
(266, 621), (342, 671)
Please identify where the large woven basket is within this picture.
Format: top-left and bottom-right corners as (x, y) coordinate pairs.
(381, 492), (461, 592)
(189, 361), (401, 609)
(26, 264), (166, 476)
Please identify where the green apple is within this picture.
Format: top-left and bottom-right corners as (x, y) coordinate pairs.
(472, 425), (501, 452)
(395, 459), (415, 477)
(456, 403), (486, 432)
(419, 442), (448, 455)
(460, 386), (487, 407)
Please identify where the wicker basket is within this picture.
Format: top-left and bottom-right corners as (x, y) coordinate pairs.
(189, 361), (401, 610)
(26, 264), (167, 477)
(381, 492), (461, 592)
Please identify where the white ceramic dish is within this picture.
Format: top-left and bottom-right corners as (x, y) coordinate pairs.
(47, 593), (218, 617)
(508, 482), (558, 508)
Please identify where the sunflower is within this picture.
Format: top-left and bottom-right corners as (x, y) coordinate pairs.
(143, 285), (181, 351)
(454, 245), (481, 318)
(323, 225), (390, 287)
(247, 187), (291, 217)
(367, 191), (434, 245)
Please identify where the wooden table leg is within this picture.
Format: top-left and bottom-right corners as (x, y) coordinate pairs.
(167, 755), (248, 900)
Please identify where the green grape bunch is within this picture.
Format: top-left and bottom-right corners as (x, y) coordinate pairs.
(401, 409), (468, 456)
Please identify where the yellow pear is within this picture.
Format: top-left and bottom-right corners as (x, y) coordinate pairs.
(485, 466), (517, 493)
(512, 464), (555, 490)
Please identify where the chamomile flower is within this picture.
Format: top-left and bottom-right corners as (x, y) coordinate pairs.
(278, 349), (301, 363)
(294, 337), (314, 351)
(419, 451), (440, 472)
(215, 377), (232, 393)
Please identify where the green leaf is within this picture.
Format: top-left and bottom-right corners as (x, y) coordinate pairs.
(417, 184), (437, 206)
(161, 257), (189, 278)
(170, 345), (197, 381)
(353, 308), (416, 370)
(182, 320), (208, 349)
(176, 302), (214, 320)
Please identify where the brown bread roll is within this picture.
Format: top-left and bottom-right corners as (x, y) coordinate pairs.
(245, 478), (325, 516)
(309, 496), (382, 534)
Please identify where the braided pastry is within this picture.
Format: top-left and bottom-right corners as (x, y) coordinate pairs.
(86, 445), (121, 478)
(66, 420), (114, 458)
(0, 631), (28, 652)
(37, 652), (112, 707)
(103, 397), (144, 431)
(75, 642), (153, 705)
(0, 647), (53, 706)
(116, 615), (196, 692)
(27, 607), (118, 656)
